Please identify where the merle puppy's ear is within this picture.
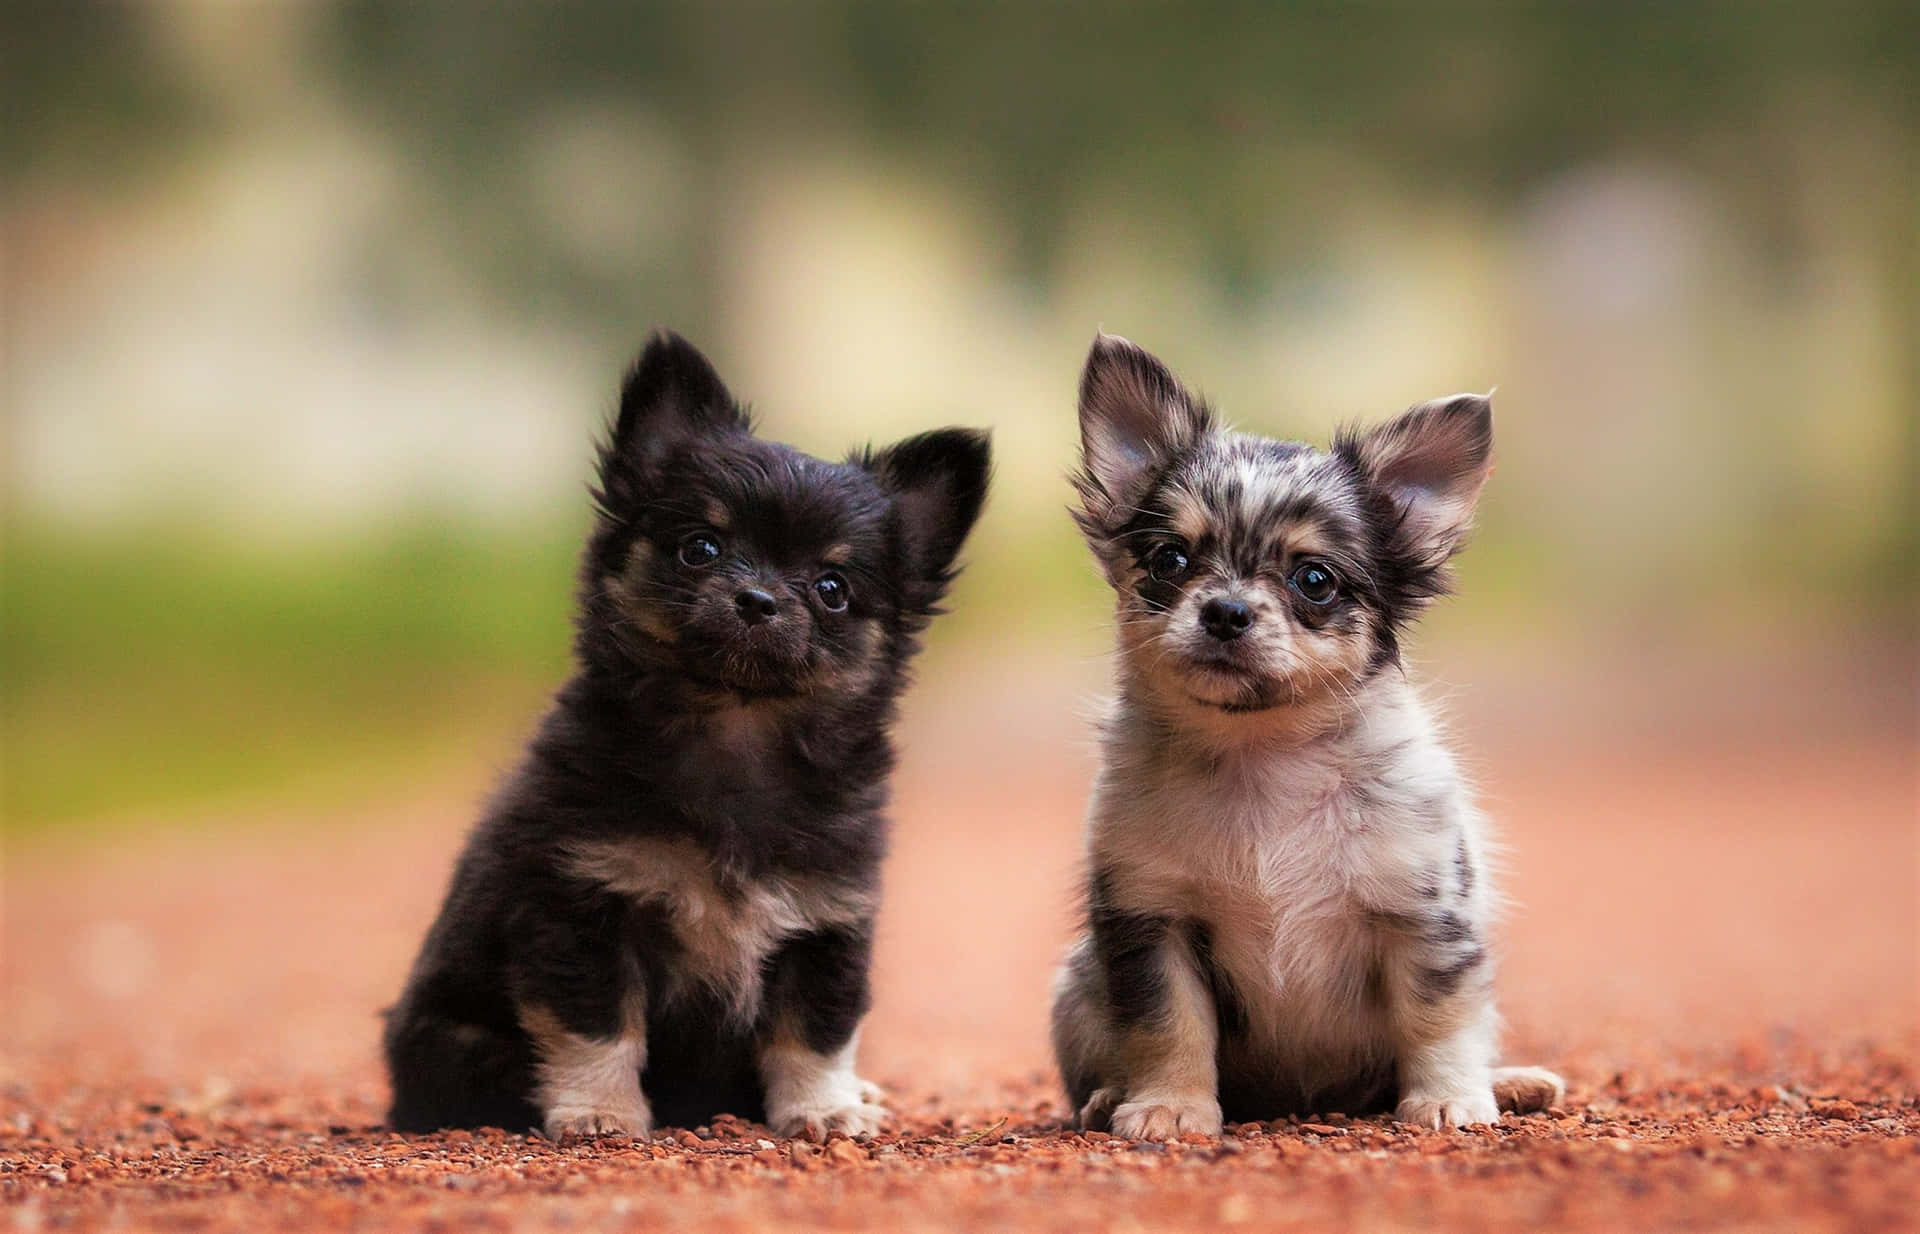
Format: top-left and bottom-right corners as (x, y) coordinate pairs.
(597, 330), (747, 509)
(862, 428), (992, 612)
(1071, 333), (1212, 539)
(1337, 393), (1493, 577)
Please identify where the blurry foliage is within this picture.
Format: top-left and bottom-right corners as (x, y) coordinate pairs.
(320, 2), (1917, 321)
(12, 3), (1913, 320)
(4, 5), (217, 192)
(2, 522), (581, 828)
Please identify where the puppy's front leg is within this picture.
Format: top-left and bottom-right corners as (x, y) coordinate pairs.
(756, 924), (887, 1141)
(1096, 892), (1222, 1141)
(510, 897), (652, 1140)
(1383, 907), (1499, 1130)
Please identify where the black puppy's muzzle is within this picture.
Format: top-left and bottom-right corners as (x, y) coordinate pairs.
(734, 587), (779, 626)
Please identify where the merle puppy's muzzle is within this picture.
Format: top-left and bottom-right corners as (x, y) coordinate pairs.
(1199, 594), (1255, 642)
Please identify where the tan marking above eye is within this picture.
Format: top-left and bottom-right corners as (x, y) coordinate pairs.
(1166, 491), (1211, 545)
(702, 501), (731, 531)
(821, 543), (853, 567)
(1271, 519), (1337, 562)
(1166, 493), (1342, 570)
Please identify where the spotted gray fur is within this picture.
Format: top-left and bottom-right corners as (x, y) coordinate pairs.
(1051, 333), (1564, 1137)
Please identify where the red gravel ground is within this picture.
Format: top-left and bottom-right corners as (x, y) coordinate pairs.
(4, 661), (1915, 1231)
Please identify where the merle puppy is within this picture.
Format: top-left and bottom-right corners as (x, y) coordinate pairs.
(1051, 334), (1562, 1139)
(385, 331), (990, 1140)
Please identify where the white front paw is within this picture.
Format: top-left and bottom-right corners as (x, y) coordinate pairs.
(544, 1102), (651, 1141)
(1396, 1089), (1500, 1130)
(770, 1076), (889, 1142)
(1109, 1093), (1223, 1141)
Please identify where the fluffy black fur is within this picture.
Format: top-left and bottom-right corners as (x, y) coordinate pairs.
(383, 330), (990, 1136)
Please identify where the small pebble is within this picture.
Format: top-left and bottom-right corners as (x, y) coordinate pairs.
(824, 1139), (866, 1166)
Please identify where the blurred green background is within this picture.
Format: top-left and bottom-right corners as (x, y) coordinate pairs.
(5, 1), (1914, 832)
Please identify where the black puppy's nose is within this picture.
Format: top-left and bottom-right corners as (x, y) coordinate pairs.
(734, 588), (778, 625)
(1200, 596), (1254, 641)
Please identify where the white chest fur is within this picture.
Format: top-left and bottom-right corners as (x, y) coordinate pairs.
(1092, 678), (1484, 1068)
(561, 836), (873, 1023)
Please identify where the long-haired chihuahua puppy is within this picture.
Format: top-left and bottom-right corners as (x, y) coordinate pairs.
(1051, 335), (1562, 1139)
(385, 331), (990, 1140)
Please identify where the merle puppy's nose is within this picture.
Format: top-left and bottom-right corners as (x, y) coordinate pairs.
(734, 588), (778, 625)
(1200, 596), (1254, 641)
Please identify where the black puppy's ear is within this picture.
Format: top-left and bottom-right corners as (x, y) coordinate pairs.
(862, 428), (992, 611)
(1071, 333), (1212, 538)
(614, 329), (744, 449)
(597, 330), (747, 508)
(1337, 392), (1493, 575)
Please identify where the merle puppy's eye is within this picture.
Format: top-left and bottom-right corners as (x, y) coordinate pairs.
(1290, 561), (1339, 605)
(678, 531), (722, 567)
(1146, 543), (1191, 583)
(812, 571), (849, 612)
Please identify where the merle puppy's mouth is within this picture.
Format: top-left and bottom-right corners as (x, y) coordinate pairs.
(1192, 695), (1279, 713)
(1186, 681), (1286, 713)
(1179, 656), (1284, 712)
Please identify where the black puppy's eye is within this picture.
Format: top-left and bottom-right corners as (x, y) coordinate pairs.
(678, 532), (722, 567)
(1146, 543), (1191, 583)
(812, 571), (849, 612)
(1290, 561), (1339, 605)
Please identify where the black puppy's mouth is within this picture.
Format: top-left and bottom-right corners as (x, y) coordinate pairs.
(690, 661), (812, 697)
(681, 669), (812, 708)
(723, 680), (805, 702)
(686, 636), (816, 698)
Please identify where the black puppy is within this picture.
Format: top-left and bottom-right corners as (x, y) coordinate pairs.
(384, 331), (990, 1140)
